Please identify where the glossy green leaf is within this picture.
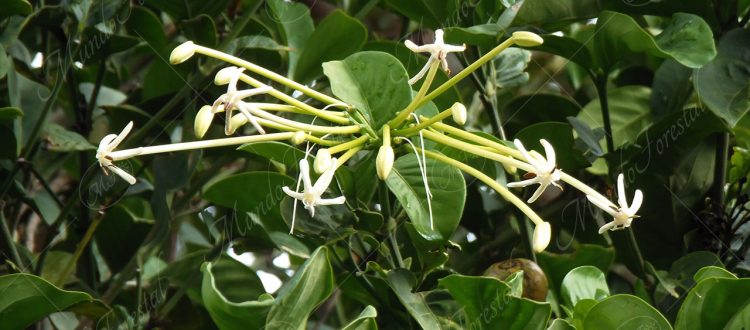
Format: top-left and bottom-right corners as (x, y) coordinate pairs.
(42, 123), (95, 152)
(560, 266), (610, 307)
(675, 278), (750, 329)
(572, 299), (597, 329)
(532, 35), (594, 71)
(267, 231), (311, 258)
(204, 172), (295, 229)
(201, 261), (273, 330)
(444, 24), (506, 48)
(183, 14), (218, 47)
(547, 318), (575, 330)
(386, 153), (466, 242)
(577, 86), (653, 149)
(125, 7), (166, 49)
(584, 295), (672, 329)
(0, 0), (32, 20)
(668, 251), (724, 291)
(237, 141), (307, 170)
(342, 305), (378, 330)
(323, 51), (412, 129)
(382, 0), (459, 28)
(694, 28), (750, 127)
(439, 274), (552, 330)
(267, 0), (314, 77)
(295, 10), (367, 83)
(651, 59), (694, 118)
(537, 244), (615, 298)
(387, 269), (441, 329)
(96, 205), (152, 272)
(266, 246), (334, 328)
(694, 266), (737, 282)
(0, 107), (23, 121)
(0, 273), (110, 329)
(513, 0), (600, 28)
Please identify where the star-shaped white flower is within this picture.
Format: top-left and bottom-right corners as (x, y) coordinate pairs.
(212, 66), (272, 135)
(282, 158), (346, 218)
(96, 121), (136, 185)
(587, 173), (643, 234)
(507, 139), (563, 203)
(405, 29), (466, 85)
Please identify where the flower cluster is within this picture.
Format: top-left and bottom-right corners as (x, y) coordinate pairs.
(95, 29), (643, 252)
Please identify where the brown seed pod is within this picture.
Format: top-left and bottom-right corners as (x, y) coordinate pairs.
(483, 258), (549, 302)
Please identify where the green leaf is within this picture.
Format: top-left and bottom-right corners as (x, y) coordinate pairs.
(532, 35), (594, 71)
(342, 305), (378, 330)
(0, 107), (23, 121)
(95, 205), (152, 272)
(226, 35), (289, 53)
(513, 0), (601, 28)
(439, 274), (552, 330)
(0, 273), (110, 329)
(577, 86), (653, 149)
(494, 47), (531, 89)
(125, 7), (166, 49)
(267, 0), (314, 77)
(650, 59), (694, 118)
(675, 278), (750, 329)
(42, 123), (95, 152)
(593, 11), (715, 71)
(266, 246), (334, 328)
(201, 261), (273, 330)
(560, 266), (610, 307)
(0, 0), (32, 20)
(694, 28), (750, 127)
(204, 172), (295, 230)
(382, 0), (459, 28)
(693, 266), (737, 282)
(547, 318), (575, 330)
(386, 269), (441, 329)
(584, 295), (672, 329)
(537, 244), (615, 299)
(237, 141), (307, 170)
(267, 231), (311, 258)
(444, 24), (506, 48)
(183, 14), (218, 48)
(147, 0), (229, 20)
(294, 10), (367, 83)
(79, 82), (127, 110)
(668, 251), (724, 291)
(386, 153), (466, 242)
(323, 51), (412, 129)
(0, 45), (8, 79)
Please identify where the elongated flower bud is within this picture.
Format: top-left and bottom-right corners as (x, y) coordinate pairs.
(170, 41), (196, 64)
(451, 102), (467, 125)
(194, 105), (215, 139)
(376, 145), (395, 180)
(214, 66), (236, 85)
(314, 149), (332, 174)
(532, 222), (551, 252)
(512, 31), (543, 47)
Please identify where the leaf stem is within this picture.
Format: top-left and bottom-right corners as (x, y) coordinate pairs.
(329, 135), (370, 154)
(56, 215), (103, 286)
(0, 204), (22, 269)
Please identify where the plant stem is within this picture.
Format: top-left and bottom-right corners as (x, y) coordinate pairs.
(56, 216), (103, 286)
(415, 38), (516, 111)
(392, 108), (454, 136)
(428, 122), (521, 158)
(329, 135), (369, 154)
(418, 148), (545, 226)
(712, 132), (729, 210)
(594, 76), (615, 155)
(0, 205), (22, 269)
(390, 61), (440, 128)
(419, 130), (534, 172)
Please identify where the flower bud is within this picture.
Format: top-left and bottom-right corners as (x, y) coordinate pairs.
(376, 145), (395, 180)
(532, 222), (551, 252)
(291, 131), (306, 145)
(170, 41), (196, 64)
(227, 114), (247, 135)
(512, 31), (543, 47)
(194, 105), (214, 139)
(314, 149), (333, 174)
(451, 102), (467, 125)
(215, 66), (240, 85)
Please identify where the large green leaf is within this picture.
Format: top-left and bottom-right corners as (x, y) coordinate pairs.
(650, 59), (694, 118)
(0, 273), (110, 329)
(593, 11), (715, 71)
(386, 269), (441, 329)
(675, 278), (750, 329)
(201, 262), (273, 330)
(439, 274), (551, 329)
(237, 141), (307, 170)
(294, 10), (367, 83)
(560, 266), (609, 307)
(323, 51), (412, 129)
(577, 86), (653, 149)
(96, 205), (152, 273)
(0, 107), (23, 121)
(266, 246), (334, 328)
(204, 171), (295, 233)
(42, 123), (95, 152)
(536, 244), (615, 298)
(386, 153), (466, 242)
(694, 28), (750, 127)
(584, 295), (671, 329)
(513, 0), (601, 28)
(267, 0), (314, 77)
(382, 0), (459, 28)
(342, 305), (378, 330)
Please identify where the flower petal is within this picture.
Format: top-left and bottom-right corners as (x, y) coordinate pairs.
(540, 139), (556, 170)
(312, 157), (338, 194)
(108, 165), (136, 185)
(299, 159), (313, 193)
(109, 121), (133, 151)
(628, 189), (644, 216)
(527, 184), (547, 203)
(317, 196), (346, 205)
(507, 177), (538, 188)
(282, 186), (304, 200)
(598, 221), (616, 234)
(587, 194), (618, 217)
(617, 173), (628, 209)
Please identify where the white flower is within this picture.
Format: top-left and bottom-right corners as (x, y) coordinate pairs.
(405, 29), (466, 85)
(96, 121), (137, 185)
(212, 66), (272, 135)
(282, 158), (346, 217)
(587, 173), (643, 234)
(507, 139), (562, 203)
